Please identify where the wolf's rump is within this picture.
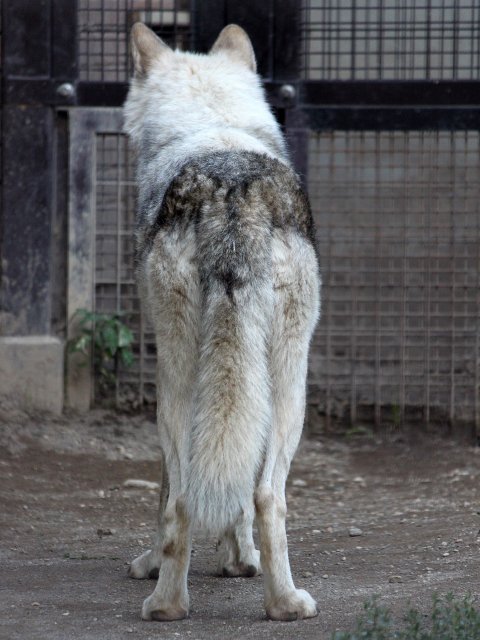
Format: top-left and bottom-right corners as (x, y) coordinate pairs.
(141, 151), (315, 532)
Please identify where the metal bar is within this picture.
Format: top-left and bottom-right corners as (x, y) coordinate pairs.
(303, 106), (480, 131)
(374, 132), (381, 428)
(74, 79), (300, 107)
(51, 0), (78, 80)
(272, 0), (302, 81)
(449, 131), (456, 428)
(349, 131), (357, 425)
(4, 78), (76, 105)
(115, 133), (122, 406)
(301, 80), (480, 106)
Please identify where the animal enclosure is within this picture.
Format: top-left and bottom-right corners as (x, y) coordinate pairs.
(2, 0), (479, 431)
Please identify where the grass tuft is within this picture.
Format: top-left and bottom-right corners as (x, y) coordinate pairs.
(333, 594), (480, 640)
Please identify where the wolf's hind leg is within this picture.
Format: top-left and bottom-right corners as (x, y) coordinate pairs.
(141, 370), (194, 621)
(255, 236), (319, 621)
(141, 492), (192, 621)
(140, 240), (199, 621)
(129, 450), (169, 580)
(217, 502), (261, 577)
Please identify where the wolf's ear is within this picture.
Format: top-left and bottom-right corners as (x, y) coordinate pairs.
(130, 22), (171, 75)
(209, 24), (256, 72)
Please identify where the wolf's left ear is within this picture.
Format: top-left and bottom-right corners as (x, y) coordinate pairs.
(210, 24), (256, 72)
(130, 22), (172, 75)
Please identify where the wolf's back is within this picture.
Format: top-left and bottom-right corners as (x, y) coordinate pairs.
(187, 155), (276, 532)
(144, 151), (314, 532)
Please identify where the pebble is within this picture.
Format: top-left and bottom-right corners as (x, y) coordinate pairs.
(292, 478), (307, 487)
(322, 574), (329, 579)
(349, 527), (363, 537)
(302, 571), (313, 578)
(388, 575), (403, 583)
(123, 479), (160, 490)
(353, 476), (366, 487)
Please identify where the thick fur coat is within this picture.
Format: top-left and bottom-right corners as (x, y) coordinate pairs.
(124, 23), (320, 622)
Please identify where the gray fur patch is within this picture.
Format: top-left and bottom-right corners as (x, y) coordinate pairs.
(139, 151), (315, 299)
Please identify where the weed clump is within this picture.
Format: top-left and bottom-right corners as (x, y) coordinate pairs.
(333, 594), (480, 640)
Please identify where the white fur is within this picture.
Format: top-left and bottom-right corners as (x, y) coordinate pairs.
(124, 27), (320, 623)
(124, 49), (288, 230)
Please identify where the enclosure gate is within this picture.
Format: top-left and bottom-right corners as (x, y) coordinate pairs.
(3, 1), (480, 431)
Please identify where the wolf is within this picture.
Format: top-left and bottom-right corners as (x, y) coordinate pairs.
(123, 22), (320, 622)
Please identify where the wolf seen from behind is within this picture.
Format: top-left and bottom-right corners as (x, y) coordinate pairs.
(124, 22), (320, 622)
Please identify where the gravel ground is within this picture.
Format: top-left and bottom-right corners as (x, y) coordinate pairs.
(1, 400), (479, 639)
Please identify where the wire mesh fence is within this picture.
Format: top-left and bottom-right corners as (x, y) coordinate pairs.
(78, 1), (480, 430)
(308, 130), (480, 428)
(301, 0), (480, 80)
(94, 134), (157, 405)
(78, 0), (193, 82)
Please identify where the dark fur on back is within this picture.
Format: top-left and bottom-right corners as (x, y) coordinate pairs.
(140, 151), (316, 301)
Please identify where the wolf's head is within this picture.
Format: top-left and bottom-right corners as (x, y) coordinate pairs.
(124, 23), (287, 163)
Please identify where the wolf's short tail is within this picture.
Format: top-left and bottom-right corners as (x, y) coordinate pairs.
(186, 197), (272, 533)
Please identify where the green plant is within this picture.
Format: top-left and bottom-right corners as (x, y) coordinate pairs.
(345, 425), (375, 439)
(68, 309), (134, 391)
(333, 594), (480, 640)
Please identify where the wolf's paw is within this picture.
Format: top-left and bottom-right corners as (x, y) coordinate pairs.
(221, 548), (262, 577)
(128, 550), (160, 580)
(141, 593), (189, 621)
(218, 546), (262, 578)
(266, 589), (318, 621)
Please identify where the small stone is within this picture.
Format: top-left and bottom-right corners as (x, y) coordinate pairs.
(292, 478), (307, 487)
(97, 528), (114, 537)
(442, 552), (450, 557)
(123, 479), (160, 490)
(322, 574), (329, 579)
(388, 575), (403, 583)
(349, 527), (363, 537)
(31, 602), (40, 607)
(302, 571), (313, 578)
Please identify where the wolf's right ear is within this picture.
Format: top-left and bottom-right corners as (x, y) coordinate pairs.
(130, 22), (171, 75)
(210, 24), (256, 72)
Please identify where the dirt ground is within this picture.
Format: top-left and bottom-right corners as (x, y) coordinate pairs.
(1, 400), (480, 640)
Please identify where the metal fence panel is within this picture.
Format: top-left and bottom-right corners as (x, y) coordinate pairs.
(307, 130), (480, 428)
(302, 0), (480, 80)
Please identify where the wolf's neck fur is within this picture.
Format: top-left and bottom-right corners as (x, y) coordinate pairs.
(124, 50), (289, 236)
